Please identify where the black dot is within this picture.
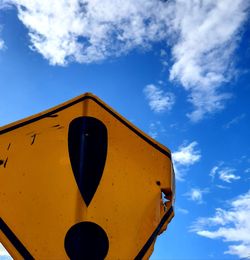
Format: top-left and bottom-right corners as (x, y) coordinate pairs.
(64, 222), (109, 260)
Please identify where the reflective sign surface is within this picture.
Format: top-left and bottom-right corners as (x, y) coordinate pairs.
(0, 93), (174, 259)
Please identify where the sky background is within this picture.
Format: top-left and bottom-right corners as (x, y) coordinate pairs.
(0, 0), (250, 259)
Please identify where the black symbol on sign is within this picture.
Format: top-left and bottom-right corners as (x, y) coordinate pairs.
(66, 117), (109, 259)
(68, 116), (108, 206)
(64, 222), (109, 260)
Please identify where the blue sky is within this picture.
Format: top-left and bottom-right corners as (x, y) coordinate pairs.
(0, 0), (250, 259)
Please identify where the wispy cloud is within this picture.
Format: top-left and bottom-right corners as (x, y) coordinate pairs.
(0, 38), (4, 50)
(0, 25), (5, 50)
(172, 141), (201, 180)
(2, 0), (249, 120)
(173, 141), (201, 166)
(144, 84), (175, 113)
(160, 49), (168, 69)
(219, 168), (241, 183)
(224, 113), (246, 129)
(184, 188), (208, 204)
(168, 0), (249, 121)
(6, 0), (170, 65)
(191, 190), (250, 258)
(210, 164), (241, 183)
(210, 165), (220, 180)
(148, 121), (166, 139)
(176, 207), (189, 215)
(216, 184), (230, 190)
(245, 168), (250, 173)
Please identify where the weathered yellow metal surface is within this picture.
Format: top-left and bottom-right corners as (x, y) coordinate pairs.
(0, 93), (174, 259)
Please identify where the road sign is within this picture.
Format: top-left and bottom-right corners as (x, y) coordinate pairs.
(0, 93), (175, 259)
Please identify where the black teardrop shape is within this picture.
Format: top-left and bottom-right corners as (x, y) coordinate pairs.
(68, 117), (108, 206)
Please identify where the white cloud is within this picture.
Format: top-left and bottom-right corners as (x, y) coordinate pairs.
(0, 25), (5, 50)
(148, 121), (166, 139)
(2, 0), (249, 120)
(191, 190), (250, 258)
(176, 207), (189, 214)
(168, 0), (249, 121)
(160, 48), (168, 68)
(219, 168), (241, 183)
(184, 188), (208, 204)
(173, 141), (201, 166)
(216, 184), (230, 190)
(245, 168), (250, 173)
(0, 38), (4, 49)
(210, 165), (219, 180)
(172, 141), (201, 180)
(224, 113), (246, 129)
(144, 84), (175, 113)
(6, 0), (170, 65)
(210, 164), (241, 183)
(149, 123), (158, 139)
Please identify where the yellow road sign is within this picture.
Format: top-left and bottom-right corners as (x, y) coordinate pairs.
(0, 93), (175, 259)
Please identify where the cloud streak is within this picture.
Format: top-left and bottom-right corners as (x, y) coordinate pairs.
(168, 0), (249, 121)
(184, 188), (208, 204)
(0, 38), (4, 50)
(210, 164), (241, 183)
(172, 141), (201, 180)
(0, 24), (5, 50)
(144, 84), (175, 113)
(191, 190), (250, 258)
(176, 207), (189, 214)
(224, 113), (246, 129)
(148, 121), (166, 139)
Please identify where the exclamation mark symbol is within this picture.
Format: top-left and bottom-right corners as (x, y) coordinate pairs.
(65, 116), (109, 259)
(68, 116), (108, 206)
